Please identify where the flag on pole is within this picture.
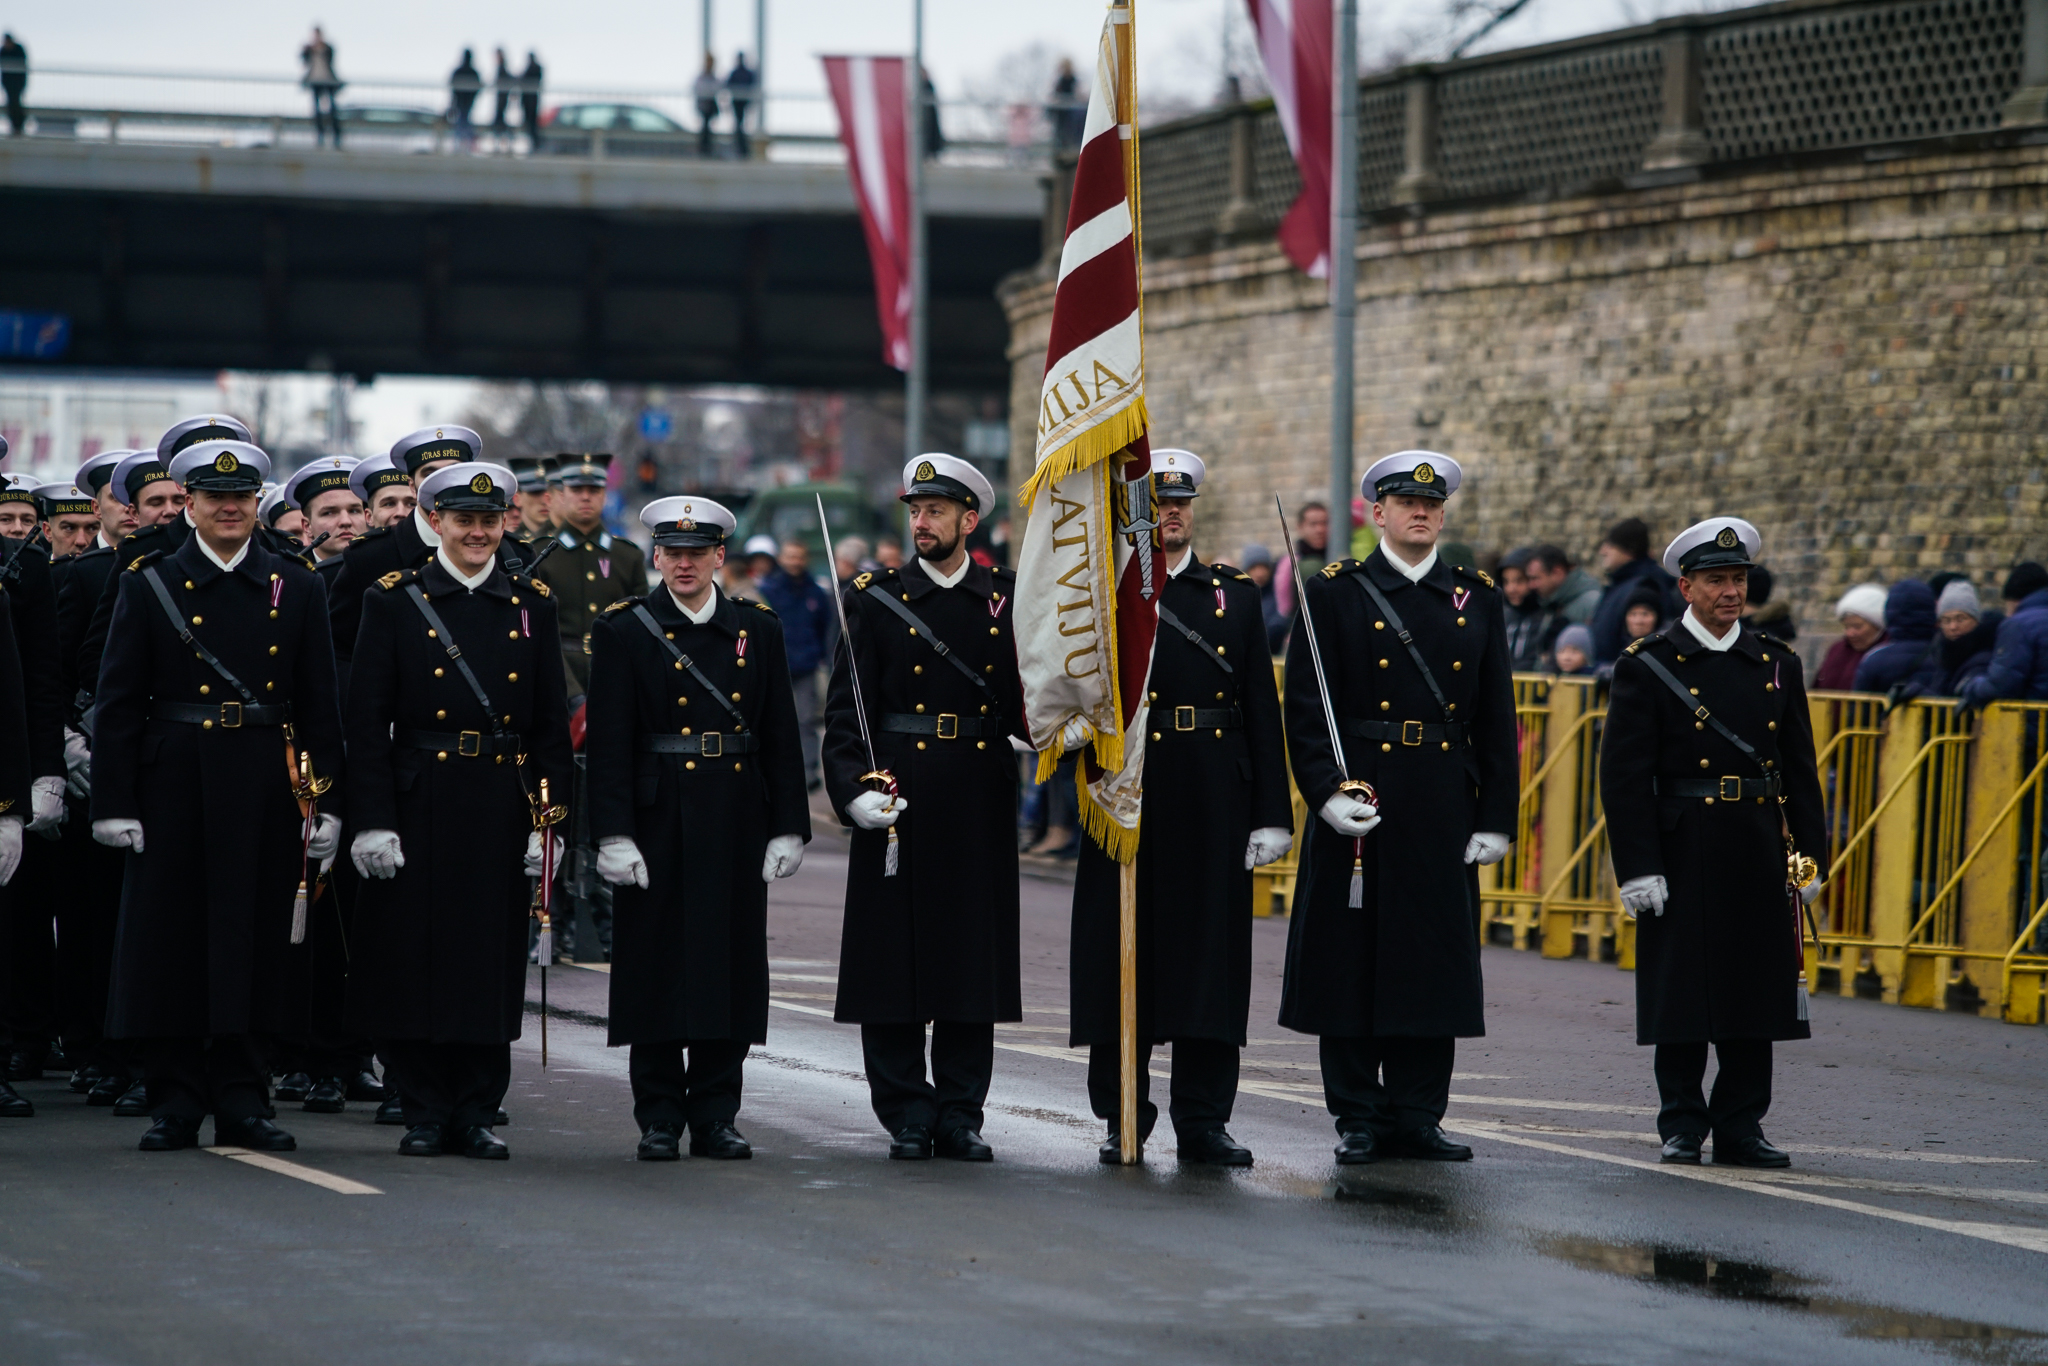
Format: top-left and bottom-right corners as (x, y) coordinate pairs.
(1014, 0), (1156, 863)
(822, 55), (913, 370)
(1245, 0), (1334, 278)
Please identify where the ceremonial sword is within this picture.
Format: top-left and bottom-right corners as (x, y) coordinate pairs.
(817, 494), (900, 875)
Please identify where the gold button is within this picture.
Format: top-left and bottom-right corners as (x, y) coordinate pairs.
(916, 704), (925, 713)
(1378, 659), (1389, 668)
(735, 762), (743, 772)
(428, 629), (437, 639)
(496, 755), (505, 764)
(666, 632), (674, 640)
(1215, 692), (1224, 701)
(1214, 609), (1224, 618)
(436, 709), (447, 720)
(984, 665), (994, 673)
(1441, 742), (1450, 751)
(686, 760), (696, 770)
(1768, 721), (1777, 731)
(265, 682), (274, 691)
(588, 602), (599, 612)
(980, 705), (989, 714)
(1765, 683), (1775, 692)
(184, 579), (194, 589)
(990, 627), (999, 636)
(191, 615), (202, 624)
(202, 720), (213, 730)
(509, 631), (519, 639)
(1695, 722), (1705, 730)
(737, 658), (746, 668)
(1700, 758), (1710, 769)
(586, 571), (596, 581)
(916, 741), (926, 750)
(1762, 652), (1771, 661)
(511, 595), (520, 605)
(677, 696), (687, 705)
(675, 661), (684, 670)
(1380, 700), (1390, 711)
(909, 628), (918, 636)
(1452, 661), (1462, 671)
(1217, 646), (1225, 655)
(1148, 691), (1156, 702)
(977, 741), (987, 750)
(268, 646), (278, 656)
(1675, 655), (1686, 663)
(509, 672), (519, 682)
(437, 751), (448, 761)
(739, 630), (748, 638)
(1381, 743), (1392, 753)
(729, 692), (741, 701)
(199, 685), (210, 696)
(1374, 621), (1384, 630)
(269, 610), (278, 619)
(1215, 729), (1223, 738)
(1457, 617), (1466, 626)
(681, 727), (692, 735)
(1689, 687), (1699, 696)
(435, 667), (445, 677)
(915, 665), (924, 675)
(1705, 797), (1715, 805)
(1151, 732), (1161, 741)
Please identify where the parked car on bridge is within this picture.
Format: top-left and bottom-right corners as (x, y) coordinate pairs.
(337, 105), (441, 154)
(535, 103), (691, 157)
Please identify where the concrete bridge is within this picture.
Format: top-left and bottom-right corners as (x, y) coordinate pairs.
(0, 136), (1045, 392)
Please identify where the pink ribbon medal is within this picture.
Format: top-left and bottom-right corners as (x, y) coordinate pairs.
(1452, 587), (1471, 611)
(521, 608), (531, 639)
(598, 556), (611, 579)
(271, 577), (284, 609)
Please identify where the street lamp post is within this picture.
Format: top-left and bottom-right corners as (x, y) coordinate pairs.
(1329, 0), (1358, 549)
(905, 0), (928, 464)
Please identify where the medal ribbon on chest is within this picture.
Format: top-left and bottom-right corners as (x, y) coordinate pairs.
(521, 608), (531, 639)
(598, 556), (611, 579)
(1215, 584), (1226, 615)
(271, 577), (284, 609)
(1452, 587), (1470, 611)
(736, 635), (748, 660)
(989, 592), (1005, 619)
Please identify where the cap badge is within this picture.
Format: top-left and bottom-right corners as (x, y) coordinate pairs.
(679, 519), (696, 532)
(1716, 527), (1739, 549)
(469, 473), (493, 494)
(1412, 463), (1435, 484)
(436, 428), (444, 439)
(1166, 455), (1177, 466)
(213, 451), (238, 473)
(682, 503), (693, 515)
(915, 460), (936, 483)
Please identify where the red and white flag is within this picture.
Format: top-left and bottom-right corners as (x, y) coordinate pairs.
(1015, 0), (1156, 862)
(822, 55), (912, 370)
(1245, 0), (1333, 278)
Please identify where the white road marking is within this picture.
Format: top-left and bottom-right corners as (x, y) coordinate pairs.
(770, 998), (837, 1018)
(1485, 1122), (2037, 1168)
(207, 1147), (383, 1195)
(1444, 1121), (2048, 1256)
(770, 972), (841, 984)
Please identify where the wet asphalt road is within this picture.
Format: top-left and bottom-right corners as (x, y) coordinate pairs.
(5, 844), (2048, 1366)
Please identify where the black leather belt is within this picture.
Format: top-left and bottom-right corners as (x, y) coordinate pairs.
(1342, 718), (1468, 747)
(1155, 704), (1241, 733)
(149, 701), (288, 728)
(636, 732), (760, 756)
(881, 712), (997, 740)
(396, 728), (526, 758)
(1654, 775), (1782, 801)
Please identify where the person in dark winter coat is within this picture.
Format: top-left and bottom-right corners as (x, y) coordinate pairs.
(1815, 584), (1887, 691)
(1853, 580), (1943, 697)
(1588, 519), (1679, 664)
(1740, 565), (1797, 644)
(1960, 564), (2048, 707)
(1934, 580), (1999, 697)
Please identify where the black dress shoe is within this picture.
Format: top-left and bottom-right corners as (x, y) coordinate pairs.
(374, 1095), (407, 1126)
(302, 1078), (347, 1114)
(936, 1127), (993, 1162)
(398, 1123), (445, 1156)
(215, 1116), (297, 1152)
(1714, 1134), (1791, 1168)
(450, 1125), (509, 1160)
(345, 1070), (388, 1103)
(273, 1072), (313, 1103)
(86, 1074), (126, 1106)
(689, 1122), (753, 1160)
(1388, 1126), (1472, 1161)
(1334, 1131), (1379, 1165)
(112, 1081), (150, 1117)
(1099, 1132), (1145, 1164)
(889, 1125), (934, 1160)
(69, 1065), (101, 1094)
(1660, 1133), (1704, 1164)
(636, 1124), (682, 1161)
(1178, 1128), (1254, 1167)
(5, 1050), (43, 1082)
(0, 1080), (34, 1118)
(44, 1043), (66, 1070)
(138, 1116), (198, 1151)
(494, 1108), (509, 1126)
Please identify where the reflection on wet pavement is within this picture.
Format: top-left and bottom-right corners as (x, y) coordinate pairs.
(1542, 1237), (2048, 1361)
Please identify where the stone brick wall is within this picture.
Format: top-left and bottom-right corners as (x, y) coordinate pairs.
(1000, 140), (2048, 653)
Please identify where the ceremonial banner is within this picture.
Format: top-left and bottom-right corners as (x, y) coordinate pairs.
(1245, 0), (1333, 278)
(1015, 0), (1156, 862)
(822, 55), (913, 370)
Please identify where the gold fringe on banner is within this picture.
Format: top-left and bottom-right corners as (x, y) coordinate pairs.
(1016, 395), (1150, 512)
(1032, 722), (1127, 786)
(1077, 771), (1142, 864)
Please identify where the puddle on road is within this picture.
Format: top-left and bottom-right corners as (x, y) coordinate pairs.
(1323, 1181), (1453, 1217)
(1542, 1236), (2047, 1361)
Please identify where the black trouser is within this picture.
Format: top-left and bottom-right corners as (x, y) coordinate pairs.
(731, 101), (751, 158)
(860, 1021), (992, 1137)
(55, 804), (126, 1075)
(1318, 1035), (1455, 1137)
(143, 1035), (270, 1125)
(1086, 1038), (1238, 1141)
(3, 87), (22, 136)
(1653, 1040), (1772, 1141)
(628, 1039), (747, 1132)
(382, 1041), (510, 1132)
(4, 833), (58, 1060)
(309, 85), (340, 145)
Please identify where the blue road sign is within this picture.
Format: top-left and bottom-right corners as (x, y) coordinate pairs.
(0, 312), (70, 360)
(638, 408), (673, 441)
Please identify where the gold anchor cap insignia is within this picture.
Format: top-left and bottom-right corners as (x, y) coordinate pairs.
(470, 472), (492, 494)
(1412, 463), (1435, 484)
(1716, 527), (1739, 549)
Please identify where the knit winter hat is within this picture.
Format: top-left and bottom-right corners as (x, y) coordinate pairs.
(1554, 624), (1594, 657)
(1835, 583), (1887, 628)
(1935, 580), (1982, 620)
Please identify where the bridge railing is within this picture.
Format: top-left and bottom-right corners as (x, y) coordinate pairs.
(1140, 0), (2039, 255)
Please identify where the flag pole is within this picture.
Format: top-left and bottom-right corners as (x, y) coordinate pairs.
(905, 0), (928, 466)
(1116, 0), (1142, 1170)
(1329, 0), (1359, 547)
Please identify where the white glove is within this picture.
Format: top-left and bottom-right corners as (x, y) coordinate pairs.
(762, 833), (805, 882)
(847, 789), (908, 831)
(351, 829), (403, 879)
(27, 776), (66, 834)
(305, 813), (342, 861)
(92, 818), (144, 852)
(523, 831), (564, 876)
(1058, 715), (1091, 752)
(63, 729), (91, 800)
(1463, 832), (1511, 866)
(1318, 792), (1380, 838)
(0, 815), (20, 885)
(1800, 877), (1824, 906)
(1618, 874), (1667, 919)
(597, 836), (649, 888)
(1245, 826), (1293, 869)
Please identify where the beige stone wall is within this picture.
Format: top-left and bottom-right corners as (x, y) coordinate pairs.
(1000, 142), (2048, 648)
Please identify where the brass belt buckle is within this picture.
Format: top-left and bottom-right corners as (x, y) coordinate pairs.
(1719, 775), (1742, 801)
(219, 701), (243, 729)
(458, 730), (482, 757)
(1401, 719), (1423, 746)
(701, 731), (724, 758)
(936, 713), (959, 740)
(1174, 705), (1196, 732)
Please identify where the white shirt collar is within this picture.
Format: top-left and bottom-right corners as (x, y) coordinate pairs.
(1386, 545), (1438, 584)
(1681, 606), (1739, 653)
(669, 585), (720, 625)
(195, 535), (249, 573)
(436, 546), (493, 591)
(1167, 548), (1194, 577)
(413, 506), (438, 545)
(96, 531), (114, 550)
(920, 555), (970, 589)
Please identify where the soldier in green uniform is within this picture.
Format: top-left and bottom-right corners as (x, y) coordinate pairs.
(530, 454), (646, 700)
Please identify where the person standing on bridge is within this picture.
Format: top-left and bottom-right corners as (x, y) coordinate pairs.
(726, 53), (757, 159)
(1599, 518), (1827, 1170)
(300, 27), (343, 149)
(449, 49), (482, 151)
(1, 34), (27, 138)
(694, 54), (724, 158)
(1279, 452), (1518, 1166)
(518, 52), (544, 150)
(1068, 450), (1293, 1166)
(585, 496), (809, 1162)
(824, 454), (1025, 1162)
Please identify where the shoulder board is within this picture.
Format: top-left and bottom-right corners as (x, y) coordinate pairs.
(377, 571), (406, 590)
(601, 598), (635, 615)
(992, 564), (1014, 578)
(1320, 560), (1344, 579)
(125, 549), (166, 572)
(1455, 565), (1495, 588)
(356, 525), (392, 543)
(528, 578), (550, 598)
(753, 599), (776, 612)
(1757, 631), (1795, 654)
(852, 571), (875, 591)
(1624, 630), (1676, 657)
